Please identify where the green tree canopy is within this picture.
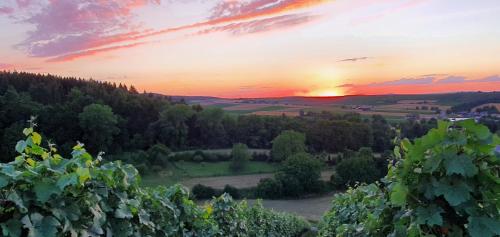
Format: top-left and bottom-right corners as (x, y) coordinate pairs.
(230, 143), (251, 171)
(271, 130), (306, 161)
(78, 103), (119, 153)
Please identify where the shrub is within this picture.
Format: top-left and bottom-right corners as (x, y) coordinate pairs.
(192, 154), (204, 162)
(223, 185), (241, 199)
(169, 152), (192, 162)
(230, 143), (251, 171)
(335, 155), (380, 186)
(256, 178), (283, 199)
(319, 184), (392, 237)
(282, 152), (322, 194)
(192, 184), (217, 199)
(243, 200), (310, 237)
(146, 143), (170, 166)
(271, 130), (306, 162)
(335, 148), (383, 187)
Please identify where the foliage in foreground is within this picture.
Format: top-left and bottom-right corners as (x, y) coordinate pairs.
(0, 125), (309, 236)
(320, 120), (500, 237)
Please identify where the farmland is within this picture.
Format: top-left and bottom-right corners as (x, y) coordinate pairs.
(200, 98), (449, 121)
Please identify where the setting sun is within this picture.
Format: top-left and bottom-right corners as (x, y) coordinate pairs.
(302, 89), (344, 97)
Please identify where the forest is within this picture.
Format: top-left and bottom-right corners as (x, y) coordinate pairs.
(0, 71), (443, 162)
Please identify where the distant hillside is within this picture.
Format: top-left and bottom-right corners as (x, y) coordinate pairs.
(174, 92), (500, 107)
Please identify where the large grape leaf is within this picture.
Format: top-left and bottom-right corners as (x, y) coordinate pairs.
(459, 119), (491, 140)
(444, 154), (478, 177)
(468, 216), (500, 237)
(15, 141), (27, 154)
(0, 174), (9, 188)
(56, 173), (78, 190)
(115, 203), (133, 219)
(21, 213), (60, 237)
(415, 205), (444, 226)
(390, 182), (408, 206)
(1, 219), (22, 237)
(433, 179), (472, 206)
(423, 154), (442, 173)
(34, 181), (59, 202)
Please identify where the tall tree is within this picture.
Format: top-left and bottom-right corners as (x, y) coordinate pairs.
(78, 103), (119, 153)
(271, 130), (306, 162)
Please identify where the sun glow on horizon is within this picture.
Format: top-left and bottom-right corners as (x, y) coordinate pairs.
(301, 88), (344, 97)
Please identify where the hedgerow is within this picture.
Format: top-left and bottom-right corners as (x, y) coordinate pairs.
(0, 122), (309, 237)
(320, 120), (500, 237)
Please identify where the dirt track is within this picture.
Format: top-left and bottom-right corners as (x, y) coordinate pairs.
(181, 171), (334, 189)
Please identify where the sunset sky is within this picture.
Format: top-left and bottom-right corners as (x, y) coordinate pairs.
(1, 0), (500, 97)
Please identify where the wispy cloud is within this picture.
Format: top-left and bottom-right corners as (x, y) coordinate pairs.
(476, 75), (500, 82)
(336, 83), (355, 87)
(369, 76), (435, 86)
(435, 76), (466, 84)
(337, 57), (370, 62)
(10, 0), (328, 62)
(195, 14), (319, 36)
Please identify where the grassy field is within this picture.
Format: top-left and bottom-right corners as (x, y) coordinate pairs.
(172, 148), (270, 155)
(141, 161), (279, 187)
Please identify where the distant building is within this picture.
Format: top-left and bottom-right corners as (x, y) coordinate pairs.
(448, 117), (472, 122)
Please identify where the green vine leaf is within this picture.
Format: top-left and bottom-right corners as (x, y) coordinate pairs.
(415, 205), (444, 226)
(468, 216), (500, 237)
(444, 154), (478, 177)
(433, 179), (473, 206)
(390, 182), (408, 207)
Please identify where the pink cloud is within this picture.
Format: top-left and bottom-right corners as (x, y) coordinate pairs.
(18, 0), (159, 57)
(16, 0), (32, 8)
(0, 6), (14, 15)
(13, 0), (328, 62)
(195, 13), (319, 36)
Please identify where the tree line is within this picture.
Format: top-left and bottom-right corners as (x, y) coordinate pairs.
(1, 71), (443, 163)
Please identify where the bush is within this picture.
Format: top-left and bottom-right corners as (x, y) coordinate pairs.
(230, 143), (251, 171)
(192, 154), (204, 162)
(319, 184), (392, 237)
(169, 152), (192, 162)
(256, 152), (324, 198)
(335, 148), (383, 187)
(282, 152), (323, 194)
(243, 200), (310, 237)
(146, 143), (170, 166)
(192, 184), (217, 199)
(256, 178), (283, 199)
(223, 185), (240, 199)
(271, 130), (306, 162)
